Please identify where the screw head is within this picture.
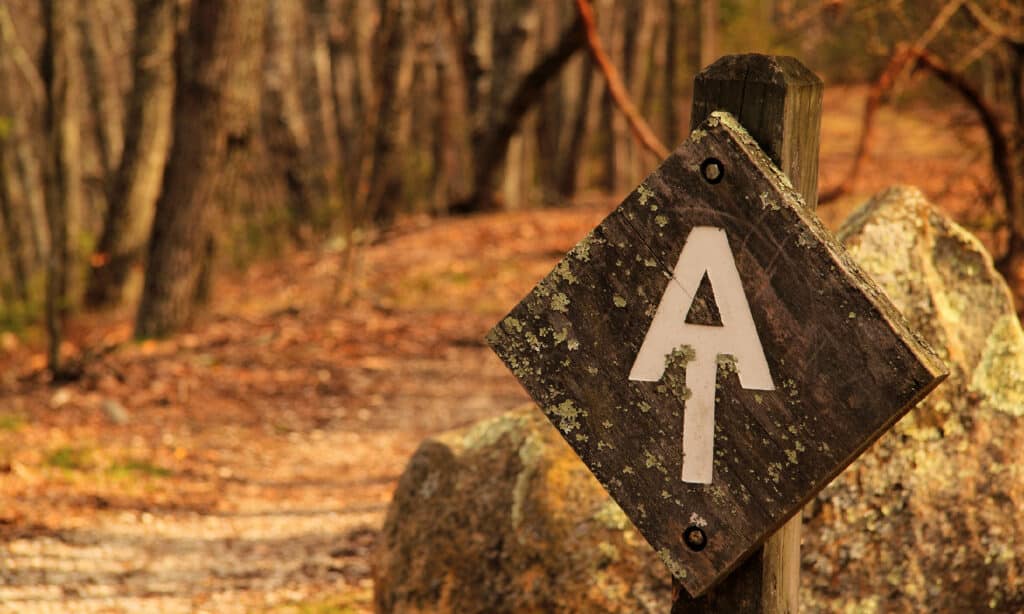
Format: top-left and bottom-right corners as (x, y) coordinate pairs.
(700, 158), (724, 184)
(683, 525), (708, 551)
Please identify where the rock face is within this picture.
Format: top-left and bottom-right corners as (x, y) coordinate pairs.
(375, 186), (1024, 612)
(802, 186), (1024, 612)
(373, 406), (672, 613)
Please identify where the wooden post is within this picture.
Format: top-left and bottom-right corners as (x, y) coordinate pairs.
(671, 53), (823, 614)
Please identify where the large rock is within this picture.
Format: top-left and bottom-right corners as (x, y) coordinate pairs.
(373, 407), (672, 612)
(802, 186), (1024, 612)
(375, 186), (1024, 612)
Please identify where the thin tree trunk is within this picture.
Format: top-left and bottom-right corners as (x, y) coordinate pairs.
(617, 1), (641, 185)
(79, 1), (125, 182)
(263, 0), (316, 229)
(450, 15), (585, 213)
(136, 0), (261, 338)
(0, 4), (49, 271)
(577, 0), (669, 159)
(664, 0), (680, 143)
(42, 0), (83, 377)
(599, 87), (616, 191)
(437, 0), (477, 202)
(277, 0), (338, 231)
(495, 0), (536, 209)
(0, 43), (37, 302)
(631, 5), (660, 178)
(534, 1), (566, 200)
(86, 0), (174, 308)
(1009, 43), (1023, 130)
(10, 125), (48, 268)
(699, 0), (718, 69)
(557, 54), (594, 197)
(363, 0), (408, 224)
(197, 0), (265, 309)
(328, 0), (355, 200)
(0, 146), (31, 302)
(432, 33), (452, 212)
(307, 0), (341, 179)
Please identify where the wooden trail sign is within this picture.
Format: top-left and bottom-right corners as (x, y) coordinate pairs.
(486, 110), (947, 597)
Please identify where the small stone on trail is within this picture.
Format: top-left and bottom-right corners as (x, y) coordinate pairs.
(50, 388), (72, 408)
(101, 398), (131, 425)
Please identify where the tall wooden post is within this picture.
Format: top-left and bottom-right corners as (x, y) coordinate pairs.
(671, 54), (823, 614)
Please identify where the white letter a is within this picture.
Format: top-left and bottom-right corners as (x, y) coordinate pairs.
(629, 226), (774, 484)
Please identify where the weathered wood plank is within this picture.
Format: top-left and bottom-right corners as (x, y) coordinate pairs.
(486, 111), (947, 598)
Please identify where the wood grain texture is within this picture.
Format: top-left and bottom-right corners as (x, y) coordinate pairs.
(691, 54), (823, 210)
(677, 52), (823, 613)
(486, 111), (947, 597)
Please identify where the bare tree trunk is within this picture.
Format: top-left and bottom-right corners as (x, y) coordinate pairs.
(263, 0), (317, 229)
(363, 0), (408, 224)
(327, 0), (358, 207)
(450, 15), (585, 213)
(42, 0), (83, 377)
(664, 0), (680, 143)
(616, 1), (640, 187)
(557, 54), (594, 197)
(306, 0), (341, 192)
(263, 0), (340, 234)
(135, 0), (261, 338)
(10, 136), (49, 272)
(1010, 43), (1023, 131)
(597, 0), (622, 193)
(197, 0), (266, 308)
(0, 146), (31, 302)
(534, 1), (566, 201)
(494, 0), (536, 209)
(700, 0), (718, 69)
(432, 33), (452, 212)
(629, 4), (659, 179)
(437, 0), (477, 202)
(86, 0), (174, 309)
(599, 86), (616, 191)
(577, 0), (668, 160)
(0, 28), (40, 303)
(79, 0), (126, 183)
(994, 42), (1024, 307)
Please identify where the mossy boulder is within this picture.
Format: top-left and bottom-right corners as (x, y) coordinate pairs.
(802, 186), (1024, 612)
(376, 186), (1024, 612)
(373, 406), (672, 612)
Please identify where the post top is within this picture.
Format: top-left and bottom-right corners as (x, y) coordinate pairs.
(695, 54), (822, 89)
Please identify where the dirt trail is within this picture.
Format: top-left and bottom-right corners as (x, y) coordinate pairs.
(0, 87), (991, 613)
(0, 204), (607, 613)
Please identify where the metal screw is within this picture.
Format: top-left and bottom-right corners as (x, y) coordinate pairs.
(683, 526), (708, 551)
(701, 158), (724, 184)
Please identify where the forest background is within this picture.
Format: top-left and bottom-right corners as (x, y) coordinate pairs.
(0, 0), (1022, 612)
(0, 0), (1021, 362)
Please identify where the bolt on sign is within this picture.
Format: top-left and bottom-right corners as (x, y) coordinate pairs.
(486, 111), (947, 597)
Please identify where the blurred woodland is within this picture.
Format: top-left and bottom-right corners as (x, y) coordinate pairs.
(0, 1), (1023, 611)
(0, 0), (1021, 376)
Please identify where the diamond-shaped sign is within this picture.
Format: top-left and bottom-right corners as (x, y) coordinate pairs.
(486, 112), (947, 597)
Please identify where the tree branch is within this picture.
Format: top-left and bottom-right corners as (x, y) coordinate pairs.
(574, 0), (669, 160)
(819, 47), (915, 204)
(965, 1), (1024, 44)
(912, 49), (1016, 240)
(819, 44), (1015, 236)
(0, 4), (46, 104)
(449, 14), (585, 213)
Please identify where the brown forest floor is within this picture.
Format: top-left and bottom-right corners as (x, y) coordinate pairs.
(0, 86), (1000, 613)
